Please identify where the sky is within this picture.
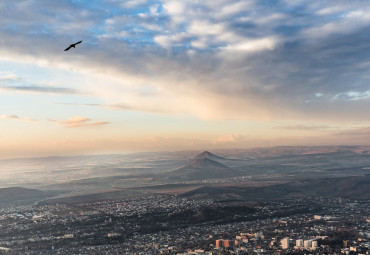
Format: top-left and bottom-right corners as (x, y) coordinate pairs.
(1, 0), (370, 159)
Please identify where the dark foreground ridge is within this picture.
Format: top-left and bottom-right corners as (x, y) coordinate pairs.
(180, 175), (370, 201)
(0, 187), (60, 206)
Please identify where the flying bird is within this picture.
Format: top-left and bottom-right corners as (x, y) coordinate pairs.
(64, 40), (82, 51)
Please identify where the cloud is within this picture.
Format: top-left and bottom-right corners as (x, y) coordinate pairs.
(0, 85), (82, 95)
(334, 127), (370, 137)
(220, 37), (279, 53)
(333, 91), (370, 101)
(0, 72), (19, 81)
(54, 103), (102, 107)
(215, 1), (254, 19)
(1, 114), (38, 123)
(154, 32), (189, 48)
(275, 125), (333, 131)
(163, 1), (187, 24)
(304, 8), (370, 40)
(0, 71), (82, 95)
(53, 102), (162, 114)
(51, 116), (110, 128)
(120, 0), (147, 8)
(213, 134), (246, 143)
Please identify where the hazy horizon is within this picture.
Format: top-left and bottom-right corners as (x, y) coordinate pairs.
(0, 145), (368, 190)
(1, 144), (369, 161)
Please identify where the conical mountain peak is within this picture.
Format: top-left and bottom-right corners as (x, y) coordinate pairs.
(161, 151), (239, 182)
(193, 151), (226, 161)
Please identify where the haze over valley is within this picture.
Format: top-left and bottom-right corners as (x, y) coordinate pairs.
(1, 145), (369, 206)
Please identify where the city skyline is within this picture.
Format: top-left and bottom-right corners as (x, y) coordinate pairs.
(1, 0), (370, 159)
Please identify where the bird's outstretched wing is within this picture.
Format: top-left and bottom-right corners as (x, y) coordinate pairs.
(64, 40), (83, 51)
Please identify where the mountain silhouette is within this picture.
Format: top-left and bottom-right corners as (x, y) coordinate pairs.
(163, 154), (241, 182)
(193, 151), (226, 161)
(183, 157), (228, 169)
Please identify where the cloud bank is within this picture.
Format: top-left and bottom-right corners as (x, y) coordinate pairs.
(1, 0), (370, 122)
(1, 114), (38, 123)
(49, 116), (110, 128)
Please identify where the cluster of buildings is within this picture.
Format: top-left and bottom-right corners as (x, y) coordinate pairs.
(0, 195), (368, 254)
(293, 238), (319, 250)
(211, 234), (322, 254)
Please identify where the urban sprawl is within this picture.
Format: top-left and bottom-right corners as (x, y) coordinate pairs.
(0, 195), (369, 254)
